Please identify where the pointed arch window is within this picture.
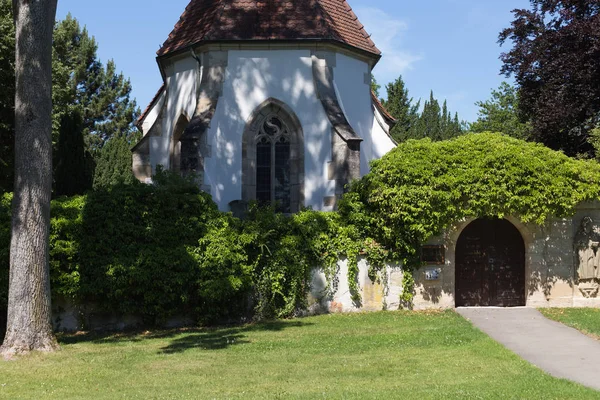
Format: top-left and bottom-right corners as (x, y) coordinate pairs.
(242, 99), (304, 214)
(255, 114), (291, 212)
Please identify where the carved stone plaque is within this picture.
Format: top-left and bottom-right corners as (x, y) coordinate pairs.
(574, 216), (600, 298)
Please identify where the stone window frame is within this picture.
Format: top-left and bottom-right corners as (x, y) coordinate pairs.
(242, 98), (304, 213)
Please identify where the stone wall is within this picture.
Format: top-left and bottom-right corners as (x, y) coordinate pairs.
(310, 205), (600, 313)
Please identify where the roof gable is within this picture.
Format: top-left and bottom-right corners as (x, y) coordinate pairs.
(157, 0), (380, 57)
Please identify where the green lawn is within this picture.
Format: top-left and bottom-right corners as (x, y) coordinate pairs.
(539, 308), (600, 339)
(0, 310), (598, 399)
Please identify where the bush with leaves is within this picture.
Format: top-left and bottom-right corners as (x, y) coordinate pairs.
(78, 173), (219, 324)
(341, 132), (600, 271)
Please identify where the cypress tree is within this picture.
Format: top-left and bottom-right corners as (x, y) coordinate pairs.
(54, 108), (93, 196)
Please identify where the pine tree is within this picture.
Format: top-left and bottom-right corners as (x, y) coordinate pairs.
(409, 91), (465, 141)
(52, 14), (140, 151)
(0, 9), (140, 192)
(382, 76), (420, 142)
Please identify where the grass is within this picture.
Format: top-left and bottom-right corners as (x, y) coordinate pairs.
(539, 308), (600, 339)
(0, 310), (599, 399)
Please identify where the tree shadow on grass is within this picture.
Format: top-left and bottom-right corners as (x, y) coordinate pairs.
(57, 319), (312, 354)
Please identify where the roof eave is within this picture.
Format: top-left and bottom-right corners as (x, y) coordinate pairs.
(156, 38), (382, 65)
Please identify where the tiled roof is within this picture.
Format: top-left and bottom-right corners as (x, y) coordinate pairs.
(157, 0), (380, 57)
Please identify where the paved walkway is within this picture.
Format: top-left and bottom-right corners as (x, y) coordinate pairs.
(456, 307), (600, 391)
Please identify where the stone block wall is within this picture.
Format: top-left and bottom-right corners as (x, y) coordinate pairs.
(310, 205), (600, 313)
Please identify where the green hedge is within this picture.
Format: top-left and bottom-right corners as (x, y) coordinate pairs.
(0, 172), (356, 327)
(3, 133), (600, 330)
(340, 132), (600, 267)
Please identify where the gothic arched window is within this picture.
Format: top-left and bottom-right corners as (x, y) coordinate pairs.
(256, 114), (291, 212)
(242, 99), (304, 213)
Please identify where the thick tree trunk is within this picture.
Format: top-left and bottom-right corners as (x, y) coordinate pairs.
(1, 0), (59, 358)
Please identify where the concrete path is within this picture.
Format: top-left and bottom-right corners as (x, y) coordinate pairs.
(456, 307), (600, 391)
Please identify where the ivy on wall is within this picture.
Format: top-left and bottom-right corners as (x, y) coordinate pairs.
(340, 132), (600, 302)
(2, 132), (600, 330)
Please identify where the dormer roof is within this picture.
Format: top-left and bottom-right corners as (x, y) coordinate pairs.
(157, 0), (380, 58)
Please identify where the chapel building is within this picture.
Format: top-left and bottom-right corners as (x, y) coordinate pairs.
(132, 0), (397, 213)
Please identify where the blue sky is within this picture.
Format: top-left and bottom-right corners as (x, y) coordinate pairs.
(56, 0), (531, 123)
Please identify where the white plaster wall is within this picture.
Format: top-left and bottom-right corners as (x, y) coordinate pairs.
(150, 57), (198, 172)
(140, 90), (166, 135)
(371, 107), (397, 157)
(205, 50), (335, 211)
(150, 50), (394, 211)
(333, 53), (394, 176)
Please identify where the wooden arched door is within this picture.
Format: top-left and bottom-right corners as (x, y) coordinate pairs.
(455, 219), (525, 307)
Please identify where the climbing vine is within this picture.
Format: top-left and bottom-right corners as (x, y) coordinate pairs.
(2, 132), (600, 325)
(340, 132), (600, 304)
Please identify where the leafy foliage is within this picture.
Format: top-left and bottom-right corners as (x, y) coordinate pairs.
(370, 74), (381, 99)
(0, 0), (15, 193)
(92, 134), (139, 189)
(340, 132), (600, 271)
(471, 82), (532, 140)
(4, 134), (600, 321)
(0, 170), (379, 325)
(499, 0), (600, 156)
(55, 108), (94, 196)
(0, 8), (140, 193)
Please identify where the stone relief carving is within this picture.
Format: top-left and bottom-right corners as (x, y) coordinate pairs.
(574, 216), (600, 298)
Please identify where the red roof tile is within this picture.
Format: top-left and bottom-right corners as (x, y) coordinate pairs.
(157, 0), (380, 57)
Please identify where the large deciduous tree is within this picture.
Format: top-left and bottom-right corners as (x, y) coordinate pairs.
(1, 0), (59, 357)
(470, 82), (532, 139)
(499, 0), (600, 156)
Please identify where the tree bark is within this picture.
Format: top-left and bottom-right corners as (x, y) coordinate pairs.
(1, 0), (59, 358)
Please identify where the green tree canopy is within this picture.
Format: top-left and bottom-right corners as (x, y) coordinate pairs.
(382, 76), (420, 142)
(499, 0), (600, 156)
(0, 5), (140, 193)
(470, 82), (531, 139)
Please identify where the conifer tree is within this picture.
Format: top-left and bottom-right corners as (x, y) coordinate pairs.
(55, 108), (94, 196)
(0, 7), (140, 192)
(93, 134), (138, 189)
(382, 76), (420, 142)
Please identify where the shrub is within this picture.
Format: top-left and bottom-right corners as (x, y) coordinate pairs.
(340, 132), (600, 269)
